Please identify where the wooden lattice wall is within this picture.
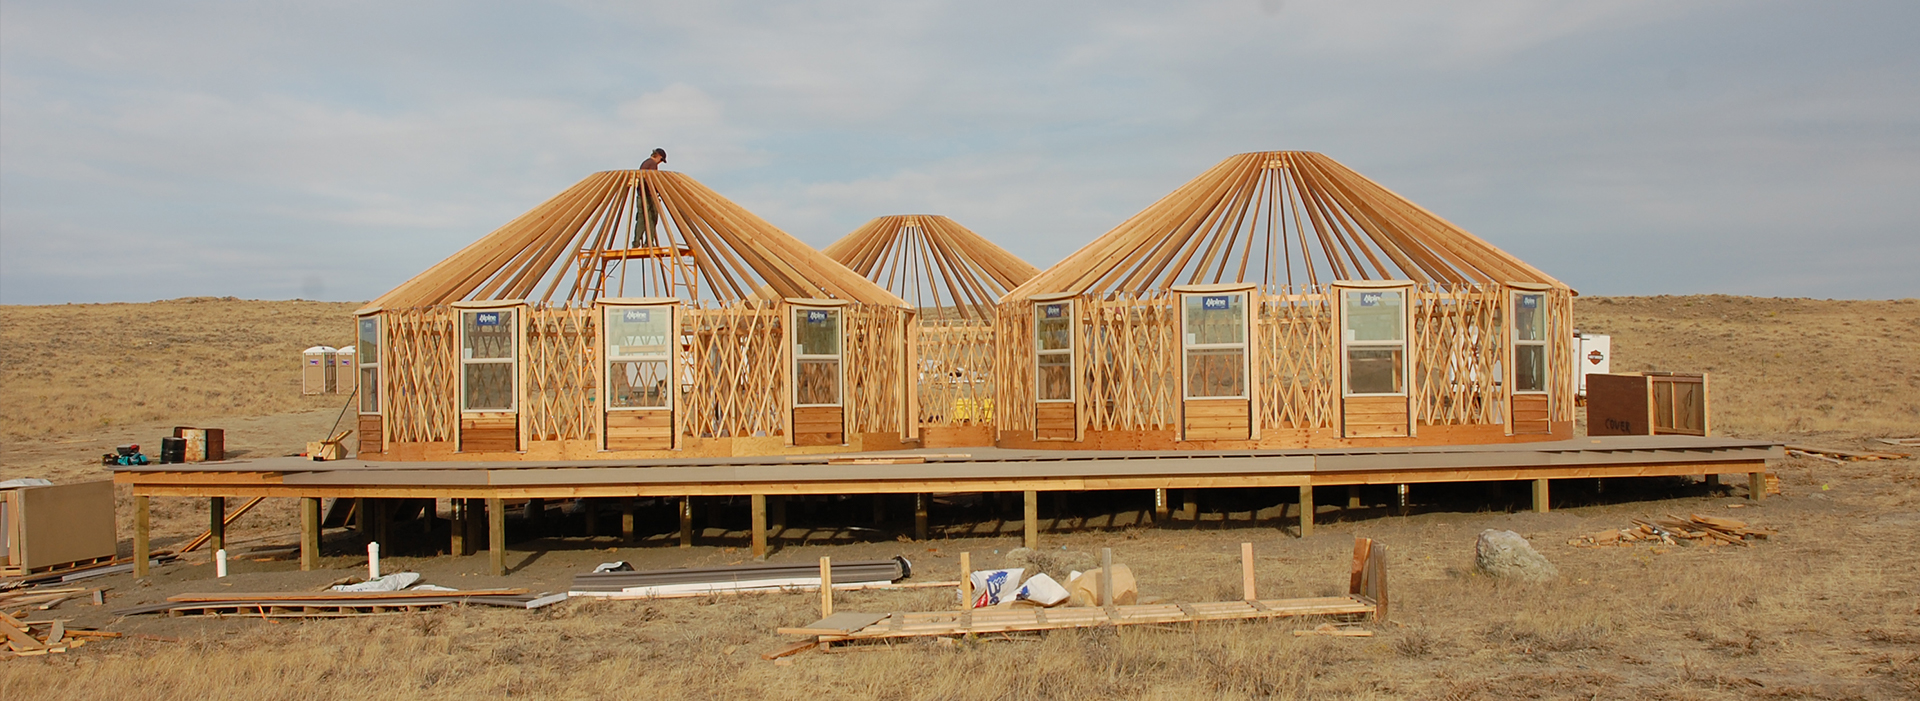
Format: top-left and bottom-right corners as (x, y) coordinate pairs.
(682, 303), (785, 439)
(914, 321), (997, 426)
(1412, 285), (1504, 427)
(845, 306), (909, 434)
(1081, 295), (1181, 431)
(1260, 293), (1337, 429)
(381, 307), (457, 443)
(524, 307), (597, 441)
(993, 305), (1037, 433)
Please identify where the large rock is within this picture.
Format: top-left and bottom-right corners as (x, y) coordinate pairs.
(1475, 529), (1559, 582)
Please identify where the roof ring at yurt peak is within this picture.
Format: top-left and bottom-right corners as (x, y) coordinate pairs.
(1004, 151), (1571, 301)
(366, 170), (905, 310)
(823, 215), (1041, 322)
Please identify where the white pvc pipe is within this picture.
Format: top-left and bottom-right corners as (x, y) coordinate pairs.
(368, 542), (381, 580)
(215, 548), (228, 578)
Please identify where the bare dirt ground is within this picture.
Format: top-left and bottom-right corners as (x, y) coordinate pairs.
(2, 295), (1916, 700)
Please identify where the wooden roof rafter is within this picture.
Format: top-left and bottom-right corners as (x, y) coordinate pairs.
(1005, 151), (1571, 301)
(824, 215), (1040, 322)
(365, 170), (905, 311)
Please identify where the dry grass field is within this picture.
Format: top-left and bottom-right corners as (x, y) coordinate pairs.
(1, 295), (1916, 700)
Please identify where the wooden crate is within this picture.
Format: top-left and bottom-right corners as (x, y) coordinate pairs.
(2, 480), (117, 575)
(1586, 372), (1709, 436)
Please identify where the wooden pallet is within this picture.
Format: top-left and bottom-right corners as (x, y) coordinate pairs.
(166, 602), (456, 618)
(779, 537), (1390, 649)
(0, 554), (118, 579)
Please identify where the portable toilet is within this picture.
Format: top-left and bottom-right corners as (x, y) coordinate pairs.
(334, 346), (356, 395)
(303, 346), (337, 395)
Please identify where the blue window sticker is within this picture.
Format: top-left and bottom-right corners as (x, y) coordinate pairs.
(1043, 304), (1064, 319)
(1360, 293), (1382, 307)
(807, 310), (829, 324)
(623, 309), (651, 323)
(1201, 295), (1231, 310)
(476, 312), (501, 326)
(1520, 295), (1539, 309)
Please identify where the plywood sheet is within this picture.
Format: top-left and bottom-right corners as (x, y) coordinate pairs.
(17, 481), (116, 570)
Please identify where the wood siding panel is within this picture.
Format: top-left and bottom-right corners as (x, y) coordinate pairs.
(794, 406), (844, 446)
(1035, 403), (1076, 441)
(1343, 395), (1408, 438)
(606, 410), (672, 450)
(1585, 374), (1651, 436)
(357, 415), (384, 455)
(461, 413), (519, 453)
(1184, 399), (1249, 441)
(1510, 394), (1551, 435)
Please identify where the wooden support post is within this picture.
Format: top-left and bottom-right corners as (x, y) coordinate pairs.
(584, 499), (598, 538)
(750, 494), (768, 560)
(679, 496), (693, 548)
(1705, 473), (1720, 490)
(1346, 485), (1362, 510)
(871, 494), (887, 525)
(1023, 490), (1039, 550)
(449, 499), (466, 556)
(1154, 488), (1169, 523)
(914, 493), (929, 541)
(1396, 484), (1410, 517)
(621, 498), (636, 544)
(372, 498), (390, 547)
(1180, 489), (1198, 521)
(1749, 472), (1767, 501)
(1532, 479), (1550, 513)
(464, 499), (483, 555)
(300, 496), (320, 571)
(352, 497), (367, 538)
(133, 495), (150, 578)
(487, 498), (506, 576)
(769, 495), (786, 534)
(819, 556), (833, 618)
(208, 497), (225, 553)
(1100, 548), (1115, 609)
(959, 552), (972, 610)
(1241, 542), (1256, 601)
(525, 498), (544, 537)
(1298, 485), (1314, 538)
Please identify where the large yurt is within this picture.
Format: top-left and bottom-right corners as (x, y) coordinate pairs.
(353, 169), (913, 460)
(995, 151), (1576, 450)
(824, 215), (1039, 446)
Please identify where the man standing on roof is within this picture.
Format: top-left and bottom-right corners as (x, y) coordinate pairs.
(633, 148), (667, 247)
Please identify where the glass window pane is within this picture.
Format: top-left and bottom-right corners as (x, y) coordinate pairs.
(464, 363), (514, 411)
(1514, 294), (1544, 342)
(1514, 344), (1547, 392)
(359, 368), (379, 413)
(605, 307), (672, 357)
(1184, 295), (1245, 346)
(609, 359), (671, 408)
(1347, 348), (1404, 394)
(794, 309), (840, 356)
(1037, 353), (1072, 401)
(795, 358), (840, 405)
(1036, 304), (1071, 351)
(463, 310), (515, 360)
(1185, 348), (1246, 398)
(358, 317), (379, 364)
(1344, 290), (1404, 342)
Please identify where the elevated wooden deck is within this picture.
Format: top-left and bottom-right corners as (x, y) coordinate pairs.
(111, 435), (1779, 576)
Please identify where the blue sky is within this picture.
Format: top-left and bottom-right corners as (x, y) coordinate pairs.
(2, 1), (1915, 304)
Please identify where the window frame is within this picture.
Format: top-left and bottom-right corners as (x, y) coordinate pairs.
(1510, 290), (1550, 395)
(790, 304), (845, 409)
(356, 313), (381, 415)
(455, 302), (522, 414)
(1177, 289), (1252, 400)
(599, 299), (679, 413)
(1033, 297), (1075, 404)
(1336, 283), (1412, 398)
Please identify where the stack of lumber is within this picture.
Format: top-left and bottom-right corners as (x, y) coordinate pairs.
(2, 610), (118, 658)
(0, 587), (96, 615)
(1568, 514), (1777, 548)
(112, 588), (564, 618)
(1, 554), (177, 590)
(570, 557), (911, 598)
(1786, 444), (1910, 461)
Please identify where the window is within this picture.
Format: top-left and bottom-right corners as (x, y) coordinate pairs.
(1342, 289), (1406, 395)
(1182, 293), (1248, 398)
(357, 316), (380, 413)
(793, 308), (841, 406)
(1513, 292), (1547, 393)
(461, 309), (516, 411)
(605, 305), (673, 409)
(1035, 302), (1073, 402)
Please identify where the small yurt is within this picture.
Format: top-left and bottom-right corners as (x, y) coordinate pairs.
(996, 151), (1575, 450)
(355, 169), (912, 461)
(824, 215), (1039, 446)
